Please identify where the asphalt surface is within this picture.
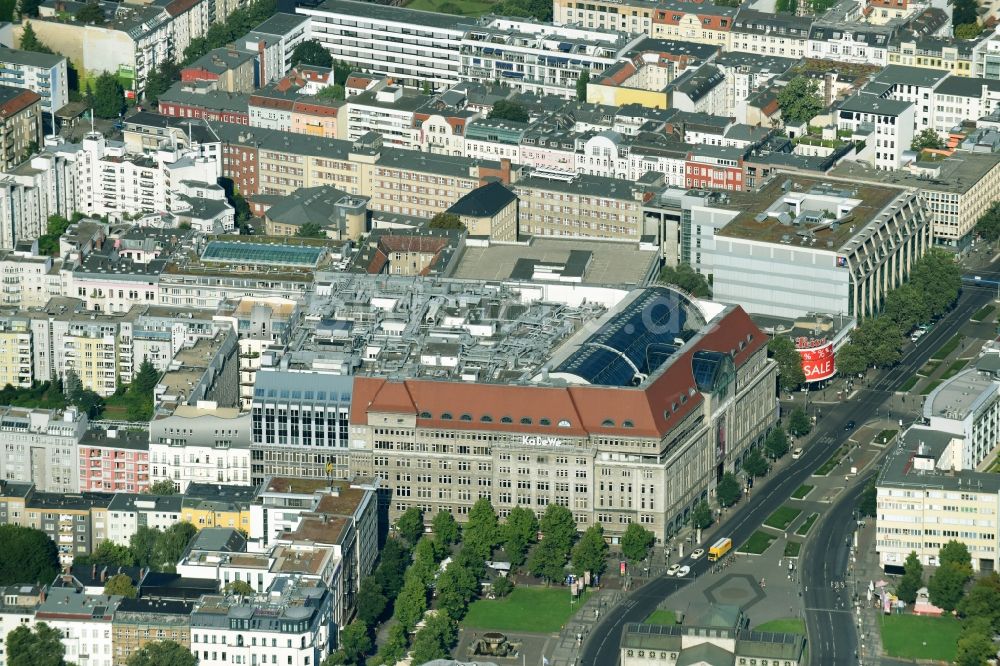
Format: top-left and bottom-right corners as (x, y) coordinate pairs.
(580, 282), (997, 666)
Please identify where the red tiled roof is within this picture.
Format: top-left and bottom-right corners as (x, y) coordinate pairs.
(352, 305), (766, 440)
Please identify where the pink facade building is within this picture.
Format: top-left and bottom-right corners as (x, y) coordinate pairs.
(78, 429), (150, 493)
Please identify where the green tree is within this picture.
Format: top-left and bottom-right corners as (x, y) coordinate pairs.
(958, 573), (1000, 631)
(64, 368), (83, 404)
(976, 202), (1000, 242)
(130, 526), (160, 569)
(0, 525), (59, 585)
(410, 612), (457, 664)
(940, 540), (973, 577)
(104, 573), (138, 598)
(691, 500), (713, 530)
(148, 479), (177, 495)
(621, 522), (655, 563)
(955, 22), (983, 39)
(409, 537), (441, 589)
(126, 640), (196, 666)
(764, 425), (790, 459)
(775, 0), (797, 12)
(397, 506), (425, 545)
(393, 574), (427, 632)
(6, 623), (66, 666)
(19, 23), (53, 53)
(540, 504), (576, 558)
(717, 472), (741, 508)
(742, 448), (769, 478)
(374, 623), (409, 666)
(223, 580), (254, 595)
(492, 574), (513, 597)
(355, 576), (387, 626)
(657, 263), (711, 298)
(895, 551), (923, 604)
(152, 521), (197, 570)
(291, 40), (333, 68)
(373, 537), (409, 600)
(910, 248), (961, 318)
(432, 510), (460, 547)
(81, 539), (136, 567)
(851, 317), (902, 369)
(74, 1), (104, 23)
(955, 618), (996, 666)
(18, 0), (43, 18)
(576, 70), (590, 102)
(911, 128), (944, 151)
(503, 506), (538, 566)
(571, 524), (609, 576)
(777, 76), (824, 125)
(464, 498), (499, 560)
(144, 61), (180, 107)
(316, 84), (345, 101)
(337, 621), (372, 664)
(768, 337), (806, 392)
(296, 222), (326, 238)
(488, 99), (529, 123)
(835, 342), (867, 377)
(0, 0), (14, 20)
(928, 563), (968, 612)
(859, 480), (877, 517)
(91, 72), (125, 119)
(788, 407), (811, 437)
(952, 0), (979, 32)
(528, 537), (567, 584)
(883, 283), (932, 333)
(428, 212), (466, 230)
(436, 562), (479, 621)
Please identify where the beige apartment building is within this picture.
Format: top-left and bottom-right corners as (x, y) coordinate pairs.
(515, 172), (655, 241)
(347, 289), (778, 541)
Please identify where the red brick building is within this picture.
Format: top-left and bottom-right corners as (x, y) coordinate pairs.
(78, 429), (150, 493)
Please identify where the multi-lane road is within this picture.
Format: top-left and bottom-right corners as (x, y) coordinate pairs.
(581, 281), (997, 666)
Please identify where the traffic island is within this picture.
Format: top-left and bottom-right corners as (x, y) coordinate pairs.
(738, 531), (777, 554)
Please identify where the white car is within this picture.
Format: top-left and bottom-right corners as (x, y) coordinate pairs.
(792, 447), (803, 460)
(676, 565), (691, 577)
(690, 548), (705, 560)
(666, 564), (681, 576)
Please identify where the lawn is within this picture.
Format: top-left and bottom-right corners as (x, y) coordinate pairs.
(795, 513), (819, 536)
(783, 541), (802, 557)
(463, 586), (591, 633)
(815, 445), (849, 476)
(898, 376), (919, 392)
(972, 304), (995, 322)
(940, 358), (970, 380)
(755, 617), (805, 634)
(791, 484), (813, 500)
(873, 429), (897, 446)
(763, 506), (802, 531)
(879, 614), (962, 662)
(931, 333), (963, 360)
(404, 0), (497, 14)
(920, 378), (943, 396)
(738, 530), (777, 554)
(644, 609), (676, 625)
(917, 360), (940, 377)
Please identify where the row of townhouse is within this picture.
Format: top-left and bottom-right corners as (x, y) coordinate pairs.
(0, 475), (381, 666)
(295, 0), (1000, 94)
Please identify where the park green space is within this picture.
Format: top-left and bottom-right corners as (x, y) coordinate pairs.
(879, 614), (961, 662)
(795, 513), (819, 536)
(404, 0), (496, 14)
(755, 618), (805, 634)
(791, 484), (813, 500)
(463, 586), (590, 633)
(643, 609), (676, 625)
(763, 506), (802, 531)
(738, 530), (776, 554)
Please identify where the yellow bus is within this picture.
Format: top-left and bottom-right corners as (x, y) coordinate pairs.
(708, 537), (732, 561)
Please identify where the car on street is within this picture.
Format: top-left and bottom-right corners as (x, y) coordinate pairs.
(676, 565), (690, 577)
(844, 420), (856, 431)
(690, 548), (705, 560)
(666, 564), (681, 576)
(792, 447), (803, 459)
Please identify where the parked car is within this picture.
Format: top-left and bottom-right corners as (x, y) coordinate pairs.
(792, 447), (803, 459)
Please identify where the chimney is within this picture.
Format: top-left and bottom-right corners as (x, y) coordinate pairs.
(500, 158), (511, 184)
(258, 40), (266, 85)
